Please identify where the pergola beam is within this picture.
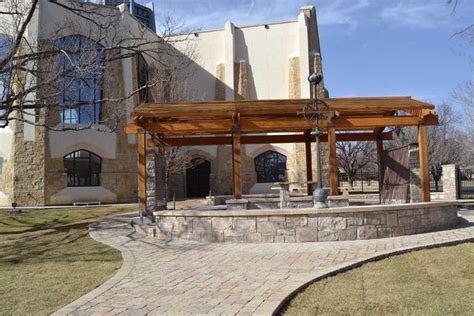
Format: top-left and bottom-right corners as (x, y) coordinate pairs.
(132, 115), (434, 135)
(147, 132), (394, 147)
(133, 96), (435, 119)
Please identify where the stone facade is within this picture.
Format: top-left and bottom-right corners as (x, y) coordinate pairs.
(43, 52), (139, 205)
(154, 202), (459, 243)
(0, 4), (150, 206)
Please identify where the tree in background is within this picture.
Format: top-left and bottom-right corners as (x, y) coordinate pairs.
(448, 0), (473, 165)
(336, 141), (377, 188)
(392, 103), (467, 191)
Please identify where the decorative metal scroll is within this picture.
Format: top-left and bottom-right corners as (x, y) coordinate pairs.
(298, 99), (333, 129)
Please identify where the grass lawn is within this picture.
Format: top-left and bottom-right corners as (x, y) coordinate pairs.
(0, 205), (137, 316)
(283, 243), (474, 315)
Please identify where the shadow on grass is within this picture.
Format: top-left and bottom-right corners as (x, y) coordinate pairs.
(0, 208), (134, 265)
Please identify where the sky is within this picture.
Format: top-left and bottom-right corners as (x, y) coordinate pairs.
(143, 0), (472, 108)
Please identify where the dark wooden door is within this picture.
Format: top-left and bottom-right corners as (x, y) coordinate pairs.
(186, 159), (211, 198)
(380, 145), (410, 203)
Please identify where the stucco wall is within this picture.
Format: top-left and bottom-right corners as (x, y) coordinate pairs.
(167, 6), (328, 198)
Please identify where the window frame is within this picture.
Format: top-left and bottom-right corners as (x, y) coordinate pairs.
(255, 150), (287, 183)
(54, 35), (105, 125)
(0, 34), (13, 125)
(63, 149), (102, 187)
(136, 53), (150, 103)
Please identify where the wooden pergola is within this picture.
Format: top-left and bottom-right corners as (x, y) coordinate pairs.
(126, 96), (438, 213)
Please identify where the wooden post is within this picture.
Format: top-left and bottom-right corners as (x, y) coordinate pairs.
(328, 126), (338, 195)
(376, 131), (384, 204)
(137, 130), (147, 215)
(232, 125), (242, 199)
(418, 125), (431, 202)
(305, 131), (313, 195)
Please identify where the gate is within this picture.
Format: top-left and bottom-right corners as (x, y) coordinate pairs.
(458, 168), (474, 199)
(338, 171), (379, 194)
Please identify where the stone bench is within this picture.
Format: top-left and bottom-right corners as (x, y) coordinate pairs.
(73, 201), (102, 206)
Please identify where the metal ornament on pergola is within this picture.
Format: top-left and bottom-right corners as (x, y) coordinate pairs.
(125, 96), (439, 214)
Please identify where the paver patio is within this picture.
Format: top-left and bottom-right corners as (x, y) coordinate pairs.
(54, 208), (474, 316)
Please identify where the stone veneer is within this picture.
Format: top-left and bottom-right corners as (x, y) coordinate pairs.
(442, 164), (458, 200)
(154, 202), (458, 243)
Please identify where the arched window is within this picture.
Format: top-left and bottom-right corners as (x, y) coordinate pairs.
(54, 35), (104, 124)
(255, 151), (287, 183)
(64, 150), (101, 186)
(0, 34), (13, 126)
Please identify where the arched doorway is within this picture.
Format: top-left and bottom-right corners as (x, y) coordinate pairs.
(186, 158), (211, 198)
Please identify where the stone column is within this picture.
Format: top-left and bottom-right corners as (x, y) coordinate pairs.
(442, 164), (459, 200)
(145, 150), (156, 213)
(146, 149), (167, 214)
(408, 143), (421, 203)
(155, 151), (167, 211)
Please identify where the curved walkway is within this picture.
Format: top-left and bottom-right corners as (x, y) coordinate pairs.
(54, 210), (474, 316)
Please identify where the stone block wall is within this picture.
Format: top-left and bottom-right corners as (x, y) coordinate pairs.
(42, 52), (138, 205)
(442, 164), (458, 200)
(154, 203), (458, 243)
(9, 112), (47, 206)
(409, 143), (421, 203)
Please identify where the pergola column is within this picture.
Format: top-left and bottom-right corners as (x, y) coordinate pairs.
(137, 130), (147, 215)
(232, 125), (242, 199)
(418, 125), (431, 202)
(328, 126), (338, 195)
(376, 129), (385, 204)
(305, 130), (313, 195)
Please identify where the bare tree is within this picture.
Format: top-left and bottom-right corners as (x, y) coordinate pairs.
(336, 140), (377, 188)
(447, 0), (474, 38)
(392, 103), (467, 190)
(446, 0), (474, 165)
(0, 0), (195, 131)
(149, 51), (203, 200)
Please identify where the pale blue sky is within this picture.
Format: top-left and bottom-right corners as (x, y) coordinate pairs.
(143, 0), (472, 108)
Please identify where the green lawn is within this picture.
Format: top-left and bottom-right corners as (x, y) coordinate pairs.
(283, 243), (474, 316)
(0, 205), (137, 316)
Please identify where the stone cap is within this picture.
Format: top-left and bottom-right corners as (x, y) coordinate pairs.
(225, 199), (249, 204)
(154, 201), (458, 217)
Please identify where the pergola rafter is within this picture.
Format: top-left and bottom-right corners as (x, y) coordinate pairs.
(126, 96), (438, 214)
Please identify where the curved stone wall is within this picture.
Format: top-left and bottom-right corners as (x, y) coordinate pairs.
(154, 202), (459, 243)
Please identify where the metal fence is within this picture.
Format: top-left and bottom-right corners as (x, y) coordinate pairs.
(430, 176), (443, 192)
(338, 171), (379, 194)
(459, 168), (474, 199)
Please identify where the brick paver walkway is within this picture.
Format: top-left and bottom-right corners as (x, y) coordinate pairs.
(55, 210), (474, 316)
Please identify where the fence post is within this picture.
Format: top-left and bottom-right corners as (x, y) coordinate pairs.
(441, 164), (459, 200)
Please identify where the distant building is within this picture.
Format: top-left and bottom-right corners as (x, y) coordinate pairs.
(88, 0), (156, 32)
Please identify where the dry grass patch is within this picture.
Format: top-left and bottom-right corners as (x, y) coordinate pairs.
(0, 205), (137, 316)
(283, 243), (474, 316)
